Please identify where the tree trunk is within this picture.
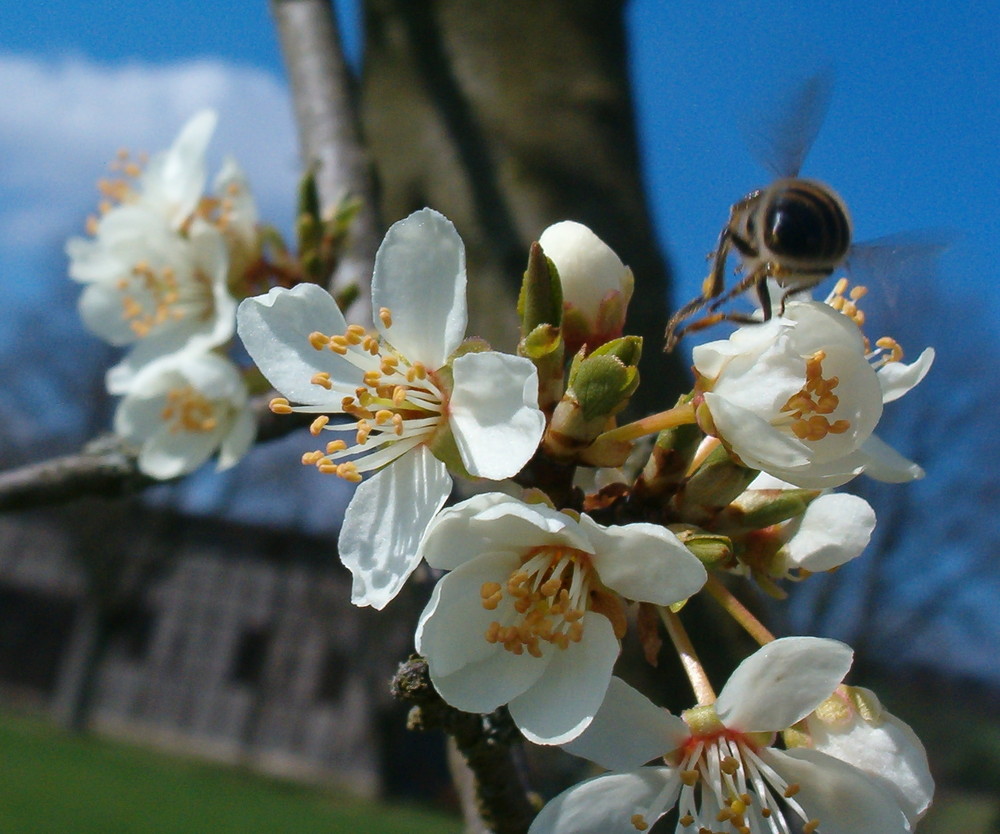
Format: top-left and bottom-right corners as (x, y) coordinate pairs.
(360, 0), (686, 408)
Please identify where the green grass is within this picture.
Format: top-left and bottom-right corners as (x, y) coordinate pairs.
(0, 711), (462, 834)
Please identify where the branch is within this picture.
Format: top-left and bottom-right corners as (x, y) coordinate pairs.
(0, 398), (310, 512)
(271, 0), (381, 322)
(392, 655), (537, 834)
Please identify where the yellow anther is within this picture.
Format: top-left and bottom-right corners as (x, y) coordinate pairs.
(269, 397), (293, 414)
(161, 386), (217, 433)
(720, 756), (740, 775)
(336, 462), (362, 482)
(317, 463), (339, 474)
(356, 421), (372, 445)
(374, 409), (394, 425)
(876, 336), (904, 362)
(308, 331), (329, 350)
(345, 324), (366, 343)
(679, 813), (694, 826)
(539, 577), (563, 597)
(783, 783), (800, 798)
(363, 370), (382, 388)
(311, 372), (333, 390)
(392, 414), (405, 435)
(680, 769), (700, 787)
(392, 386), (407, 406)
(85, 215), (99, 235)
(630, 814), (649, 831)
(803, 820), (820, 834)
(310, 415), (330, 435)
(326, 439), (347, 454)
(481, 581), (502, 599)
(301, 450), (323, 465)
(485, 621), (502, 643)
(379, 307), (393, 328)
(729, 797), (746, 815)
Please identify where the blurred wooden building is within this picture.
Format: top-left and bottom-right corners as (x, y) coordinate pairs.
(0, 501), (430, 798)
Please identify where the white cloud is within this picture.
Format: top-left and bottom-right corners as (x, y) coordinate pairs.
(0, 52), (299, 251)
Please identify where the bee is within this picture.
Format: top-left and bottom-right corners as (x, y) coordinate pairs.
(664, 73), (944, 351)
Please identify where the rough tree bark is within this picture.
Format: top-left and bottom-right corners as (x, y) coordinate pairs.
(360, 0), (686, 410)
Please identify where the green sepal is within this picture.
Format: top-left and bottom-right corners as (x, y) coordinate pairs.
(682, 444), (758, 508)
(518, 241), (563, 335)
(730, 488), (821, 530)
(521, 323), (562, 361)
(572, 354), (638, 421)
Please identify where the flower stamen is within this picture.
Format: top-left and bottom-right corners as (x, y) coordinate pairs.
(481, 545), (601, 656)
(779, 350), (851, 441)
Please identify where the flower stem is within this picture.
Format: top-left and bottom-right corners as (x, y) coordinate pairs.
(703, 575), (775, 646)
(596, 401), (697, 444)
(658, 606), (716, 706)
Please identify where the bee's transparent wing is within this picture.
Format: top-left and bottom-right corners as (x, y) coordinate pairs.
(742, 70), (835, 179)
(844, 230), (955, 309)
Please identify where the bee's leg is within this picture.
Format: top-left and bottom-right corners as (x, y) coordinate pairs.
(663, 310), (765, 348)
(756, 280), (773, 321)
(665, 230), (734, 350)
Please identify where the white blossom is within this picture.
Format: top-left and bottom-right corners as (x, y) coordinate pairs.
(114, 350), (255, 479)
(804, 684), (934, 827)
(66, 110), (257, 393)
(70, 214), (234, 394)
(533, 637), (917, 833)
(693, 300), (934, 488)
(415, 492), (706, 745)
(538, 220), (633, 352)
(237, 209), (545, 610)
(731, 474), (876, 580)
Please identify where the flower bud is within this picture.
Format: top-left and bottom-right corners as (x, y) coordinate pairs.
(538, 221), (633, 354)
(543, 337), (642, 465)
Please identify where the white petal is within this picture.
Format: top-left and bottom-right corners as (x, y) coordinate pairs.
(783, 492), (876, 571)
(508, 612), (620, 745)
(416, 550), (552, 711)
(561, 677), (688, 771)
(141, 109), (217, 227)
(538, 221), (628, 321)
(763, 451), (869, 489)
(213, 155), (258, 239)
(692, 317), (788, 381)
(528, 769), (679, 834)
(78, 282), (148, 346)
(137, 424), (221, 479)
(472, 500), (594, 553)
(106, 332), (200, 395)
(418, 492), (546, 570)
(703, 392), (811, 469)
(760, 748), (911, 834)
(716, 636), (853, 732)
(236, 283), (357, 405)
(807, 689), (933, 825)
(858, 434), (925, 482)
(217, 408), (257, 471)
(338, 445), (451, 609)
(449, 351), (544, 479)
(878, 347), (934, 403)
(371, 208), (467, 367)
(579, 516), (706, 605)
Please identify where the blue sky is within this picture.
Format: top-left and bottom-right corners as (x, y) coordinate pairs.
(1, 2), (998, 680)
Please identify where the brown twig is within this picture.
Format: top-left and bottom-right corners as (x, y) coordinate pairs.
(392, 655), (538, 834)
(0, 398), (310, 512)
(271, 0), (381, 323)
